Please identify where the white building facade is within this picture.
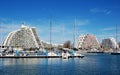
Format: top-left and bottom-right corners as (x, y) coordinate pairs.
(2, 24), (44, 49)
(101, 38), (119, 49)
(75, 34), (100, 49)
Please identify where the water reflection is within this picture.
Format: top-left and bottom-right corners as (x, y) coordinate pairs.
(0, 54), (120, 75)
(0, 58), (64, 66)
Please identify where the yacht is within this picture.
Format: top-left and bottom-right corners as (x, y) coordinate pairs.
(62, 49), (70, 59)
(48, 51), (58, 56)
(111, 48), (120, 55)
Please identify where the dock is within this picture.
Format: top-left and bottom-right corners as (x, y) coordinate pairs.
(0, 56), (84, 58)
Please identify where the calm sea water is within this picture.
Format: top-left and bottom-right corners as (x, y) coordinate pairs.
(0, 53), (120, 75)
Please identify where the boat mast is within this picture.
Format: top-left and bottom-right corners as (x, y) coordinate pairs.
(116, 24), (118, 50)
(50, 19), (52, 51)
(0, 23), (2, 46)
(62, 25), (64, 48)
(73, 18), (76, 49)
(0, 23), (1, 46)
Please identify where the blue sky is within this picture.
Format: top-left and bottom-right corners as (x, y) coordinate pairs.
(0, 0), (120, 45)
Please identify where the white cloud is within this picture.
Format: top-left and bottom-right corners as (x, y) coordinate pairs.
(90, 8), (111, 14)
(106, 11), (111, 14)
(0, 22), (20, 33)
(0, 17), (12, 22)
(76, 19), (89, 26)
(0, 22), (21, 45)
(52, 25), (63, 33)
(32, 22), (74, 44)
(102, 27), (115, 31)
(96, 34), (113, 43)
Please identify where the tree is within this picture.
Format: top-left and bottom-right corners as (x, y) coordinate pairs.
(63, 40), (71, 49)
(118, 42), (120, 48)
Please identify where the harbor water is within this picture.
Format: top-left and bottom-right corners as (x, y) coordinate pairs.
(0, 53), (120, 75)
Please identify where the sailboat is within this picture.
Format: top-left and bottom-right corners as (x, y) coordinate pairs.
(61, 25), (70, 59)
(62, 18), (85, 58)
(111, 25), (120, 55)
(73, 18), (85, 57)
(47, 19), (57, 56)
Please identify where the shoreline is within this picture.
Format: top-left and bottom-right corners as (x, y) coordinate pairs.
(0, 56), (84, 58)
